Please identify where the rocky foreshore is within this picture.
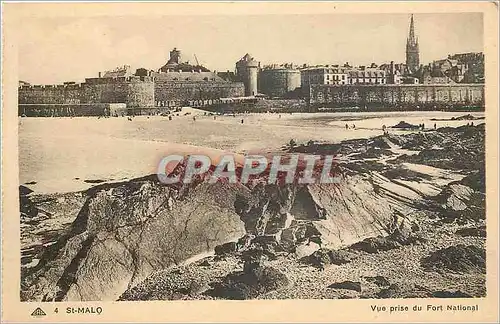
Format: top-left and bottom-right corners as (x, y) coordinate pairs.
(20, 123), (486, 301)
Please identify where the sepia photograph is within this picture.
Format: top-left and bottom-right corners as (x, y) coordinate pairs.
(2, 1), (499, 323)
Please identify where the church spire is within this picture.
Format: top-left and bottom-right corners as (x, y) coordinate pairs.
(407, 14), (417, 46)
(406, 14), (420, 73)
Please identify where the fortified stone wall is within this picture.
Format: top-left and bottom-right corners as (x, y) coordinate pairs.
(19, 77), (245, 115)
(83, 77), (155, 107)
(18, 103), (115, 117)
(19, 84), (83, 105)
(309, 84), (485, 109)
(82, 80), (128, 104)
(126, 79), (155, 108)
(259, 69), (301, 98)
(19, 77), (155, 107)
(154, 81), (245, 106)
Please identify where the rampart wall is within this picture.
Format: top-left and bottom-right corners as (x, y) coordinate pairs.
(309, 84), (485, 110)
(259, 69), (301, 98)
(18, 103), (118, 117)
(18, 84), (83, 105)
(154, 81), (245, 106)
(19, 78), (244, 115)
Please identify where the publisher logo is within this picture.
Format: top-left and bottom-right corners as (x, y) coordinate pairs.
(31, 307), (46, 318)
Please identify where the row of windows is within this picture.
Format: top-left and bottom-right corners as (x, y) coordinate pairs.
(303, 73), (385, 80)
(303, 78), (386, 85)
(350, 72), (386, 77)
(326, 75), (346, 81)
(326, 81), (347, 85)
(167, 77), (217, 81)
(350, 79), (386, 84)
(303, 69), (348, 74)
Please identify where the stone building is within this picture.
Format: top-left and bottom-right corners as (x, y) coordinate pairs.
(158, 48), (210, 73)
(347, 64), (386, 85)
(235, 53), (260, 96)
(300, 65), (349, 88)
(430, 53), (485, 84)
(217, 70), (238, 82)
(259, 64), (301, 98)
(379, 61), (410, 84)
(430, 58), (466, 83)
(100, 65), (133, 78)
(417, 64), (455, 84)
(450, 52), (484, 83)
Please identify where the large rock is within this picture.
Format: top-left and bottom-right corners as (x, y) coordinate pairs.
(363, 276), (390, 287)
(434, 173), (485, 222)
(300, 248), (352, 269)
(421, 244), (486, 274)
(21, 176), (248, 301)
(349, 236), (401, 253)
(235, 176), (411, 251)
(456, 225), (486, 238)
(207, 257), (289, 300)
(327, 281), (362, 292)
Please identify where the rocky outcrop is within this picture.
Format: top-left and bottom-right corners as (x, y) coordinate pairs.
(433, 171), (485, 222)
(456, 225), (486, 238)
(21, 176), (249, 301)
(22, 166), (416, 301)
(391, 121), (421, 130)
(390, 124), (485, 171)
(327, 281), (362, 292)
(300, 248), (352, 269)
(363, 276), (390, 287)
(421, 244), (486, 274)
(206, 251), (290, 300)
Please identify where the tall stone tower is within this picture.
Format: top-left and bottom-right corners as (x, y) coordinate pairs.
(168, 48), (181, 65)
(236, 54), (259, 96)
(406, 14), (420, 74)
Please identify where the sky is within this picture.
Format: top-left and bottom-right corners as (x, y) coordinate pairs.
(17, 13), (483, 84)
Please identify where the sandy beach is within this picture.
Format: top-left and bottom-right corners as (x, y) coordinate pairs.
(19, 110), (484, 193)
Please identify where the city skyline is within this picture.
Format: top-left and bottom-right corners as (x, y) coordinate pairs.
(18, 12), (483, 84)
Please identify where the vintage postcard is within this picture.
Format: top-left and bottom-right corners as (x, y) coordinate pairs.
(1, 1), (499, 323)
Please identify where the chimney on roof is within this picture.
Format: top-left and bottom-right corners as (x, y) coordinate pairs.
(98, 72), (102, 78)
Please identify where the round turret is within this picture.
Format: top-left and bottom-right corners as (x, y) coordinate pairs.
(236, 54), (259, 96)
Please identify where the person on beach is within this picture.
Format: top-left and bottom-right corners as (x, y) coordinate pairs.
(352, 124), (356, 129)
(434, 123), (437, 130)
(241, 119), (244, 124)
(345, 124), (349, 130)
(382, 125), (387, 135)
